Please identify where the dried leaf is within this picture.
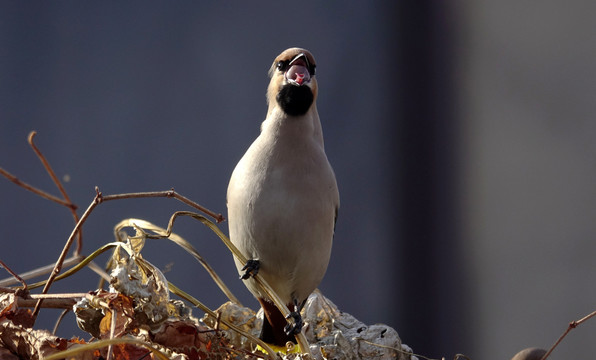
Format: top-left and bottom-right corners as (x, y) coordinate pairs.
(201, 301), (261, 350)
(0, 294), (35, 328)
(151, 320), (228, 360)
(0, 346), (19, 360)
(0, 320), (95, 360)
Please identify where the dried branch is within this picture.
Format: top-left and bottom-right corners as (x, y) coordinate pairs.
(0, 167), (72, 207)
(0, 132), (83, 259)
(0, 260), (27, 292)
(541, 309), (596, 360)
(28, 131), (83, 255)
(18, 244), (115, 291)
(27, 132), (77, 211)
(2, 292), (87, 309)
(100, 189), (225, 223)
(32, 187), (104, 319)
(0, 255), (84, 287)
(52, 309), (71, 335)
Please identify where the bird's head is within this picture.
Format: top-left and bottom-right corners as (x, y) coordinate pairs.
(267, 47), (318, 116)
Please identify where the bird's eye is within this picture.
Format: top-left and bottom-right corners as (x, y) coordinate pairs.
(310, 64), (316, 76)
(276, 61), (288, 72)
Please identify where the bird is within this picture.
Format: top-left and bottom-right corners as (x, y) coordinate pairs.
(227, 47), (339, 347)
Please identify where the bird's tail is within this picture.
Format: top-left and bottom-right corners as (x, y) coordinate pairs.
(258, 298), (296, 347)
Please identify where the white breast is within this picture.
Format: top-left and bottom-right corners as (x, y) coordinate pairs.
(227, 113), (338, 305)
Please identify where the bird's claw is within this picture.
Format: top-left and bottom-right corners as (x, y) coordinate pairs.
(284, 311), (304, 336)
(240, 259), (260, 280)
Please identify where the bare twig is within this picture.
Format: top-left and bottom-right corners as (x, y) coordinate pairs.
(107, 306), (117, 360)
(0, 255), (84, 287)
(85, 261), (111, 282)
(12, 292), (87, 309)
(27, 131), (77, 212)
(28, 131), (83, 255)
(100, 189), (225, 223)
(22, 243), (117, 291)
(0, 133), (83, 257)
(28, 292), (89, 300)
(0, 167), (72, 208)
(0, 260), (27, 292)
(541, 309), (596, 360)
(16, 298), (79, 309)
(52, 309), (71, 335)
(33, 188), (103, 319)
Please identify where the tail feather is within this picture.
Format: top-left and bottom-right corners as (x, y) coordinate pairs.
(258, 298), (296, 346)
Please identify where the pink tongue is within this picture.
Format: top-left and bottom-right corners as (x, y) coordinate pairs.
(286, 64), (310, 85)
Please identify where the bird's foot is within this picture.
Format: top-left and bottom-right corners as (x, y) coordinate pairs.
(284, 311), (304, 336)
(240, 259), (260, 280)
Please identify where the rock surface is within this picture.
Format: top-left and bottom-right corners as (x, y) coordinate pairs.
(204, 290), (416, 360)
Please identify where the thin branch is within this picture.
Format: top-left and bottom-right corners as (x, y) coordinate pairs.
(29, 292), (88, 299)
(0, 132), (83, 256)
(85, 260), (111, 282)
(0, 167), (72, 207)
(28, 131), (83, 255)
(13, 293), (87, 309)
(25, 243), (119, 291)
(32, 187), (103, 319)
(100, 189), (225, 223)
(0, 255), (83, 287)
(53, 309), (71, 335)
(17, 298), (79, 309)
(0, 260), (27, 292)
(107, 306), (117, 360)
(28, 131), (77, 211)
(541, 309), (596, 360)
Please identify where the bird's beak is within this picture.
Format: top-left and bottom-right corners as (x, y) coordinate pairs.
(284, 53), (312, 86)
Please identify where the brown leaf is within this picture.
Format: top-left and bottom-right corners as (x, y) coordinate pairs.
(110, 343), (150, 360)
(151, 320), (229, 360)
(0, 346), (20, 360)
(0, 307), (35, 328)
(98, 294), (137, 339)
(0, 321), (97, 360)
(0, 295), (35, 328)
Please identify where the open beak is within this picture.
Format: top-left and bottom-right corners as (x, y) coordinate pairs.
(284, 53), (312, 86)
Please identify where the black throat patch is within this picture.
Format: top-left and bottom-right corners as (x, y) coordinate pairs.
(276, 85), (314, 116)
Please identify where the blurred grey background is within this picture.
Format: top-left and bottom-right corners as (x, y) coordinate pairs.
(1, 2), (595, 359)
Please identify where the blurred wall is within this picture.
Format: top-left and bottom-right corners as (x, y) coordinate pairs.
(457, 1), (596, 359)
